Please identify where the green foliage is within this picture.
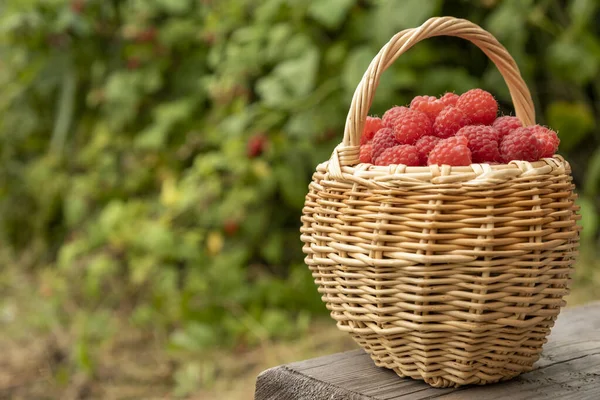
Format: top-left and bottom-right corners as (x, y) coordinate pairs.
(1, 0), (600, 393)
(547, 101), (595, 151)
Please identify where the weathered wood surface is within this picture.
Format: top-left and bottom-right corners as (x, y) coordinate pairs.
(255, 302), (600, 399)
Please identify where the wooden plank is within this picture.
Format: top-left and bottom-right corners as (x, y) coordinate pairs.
(255, 302), (600, 400)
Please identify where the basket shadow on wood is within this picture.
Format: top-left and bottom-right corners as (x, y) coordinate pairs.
(300, 17), (580, 388)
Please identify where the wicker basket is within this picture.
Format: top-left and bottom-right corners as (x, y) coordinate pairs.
(300, 17), (581, 388)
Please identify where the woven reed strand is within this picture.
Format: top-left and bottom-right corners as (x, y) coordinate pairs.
(301, 17), (581, 388)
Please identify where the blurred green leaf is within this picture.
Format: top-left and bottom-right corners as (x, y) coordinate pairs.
(85, 254), (117, 299)
(257, 47), (320, 108)
(275, 153), (308, 209)
(266, 23), (293, 62)
(577, 196), (598, 241)
(260, 309), (295, 338)
(584, 148), (600, 198)
(136, 99), (195, 149)
(548, 39), (599, 85)
(64, 188), (87, 228)
(130, 255), (158, 285)
(308, 0), (355, 30)
(170, 322), (219, 351)
(98, 201), (126, 235)
(281, 34), (311, 58)
(261, 232), (283, 264)
(277, 48), (320, 96)
(155, 0), (191, 14)
(255, 0), (285, 22)
(74, 339), (94, 375)
(342, 46), (372, 93)
(485, 0), (530, 47)
(371, 0), (440, 44)
(569, 0), (599, 30)
(136, 222), (175, 255)
(420, 68), (479, 97)
(50, 66), (76, 153)
(57, 239), (89, 270)
(546, 101), (595, 151)
(173, 361), (205, 398)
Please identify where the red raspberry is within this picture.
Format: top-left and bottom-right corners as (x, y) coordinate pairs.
(428, 136), (472, 166)
(410, 95), (435, 108)
(359, 143), (373, 163)
(360, 116), (384, 145)
(136, 28), (158, 43)
(456, 125), (501, 163)
(371, 128), (399, 161)
(126, 57), (141, 70)
(375, 145), (420, 166)
(440, 92), (459, 107)
(531, 125), (560, 157)
(382, 106), (409, 127)
(71, 0), (85, 14)
(492, 116), (522, 139)
(223, 219), (239, 236)
(456, 89), (498, 125)
(500, 127), (542, 162)
(247, 134), (268, 158)
(410, 95), (445, 122)
(433, 106), (471, 138)
(415, 135), (442, 165)
(388, 109), (432, 145)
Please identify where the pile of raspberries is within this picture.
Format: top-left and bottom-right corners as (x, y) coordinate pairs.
(359, 89), (559, 166)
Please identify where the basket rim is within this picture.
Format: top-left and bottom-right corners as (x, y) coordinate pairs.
(319, 154), (570, 186)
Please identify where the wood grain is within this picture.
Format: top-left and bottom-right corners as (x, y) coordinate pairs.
(255, 302), (600, 399)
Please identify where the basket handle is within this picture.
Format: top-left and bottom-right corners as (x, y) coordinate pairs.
(336, 17), (535, 167)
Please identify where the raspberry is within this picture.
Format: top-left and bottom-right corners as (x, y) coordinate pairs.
(410, 95), (445, 122)
(361, 116), (384, 145)
(371, 128), (399, 161)
(492, 116), (522, 139)
(223, 219), (239, 236)
(428, 136), (472, 166)
(456, 89), (498, 125)
(247, 134), (267, 158)
(388, 109), (433, 145)
(531, 125), (560, 157)
(410, 95), (436, 108)
(500, 127), (542, 162)
(359, 143), (373, 163)
(440, 92), (459, 107)
(375, 145), (420, 166)
(456, 125), (501, 163)
(415, 135), (442, 165)
(433, 106), (471, 138)
(382, 106), (409, 127)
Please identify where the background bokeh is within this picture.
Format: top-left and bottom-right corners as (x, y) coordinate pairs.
(1, 0), (599, 398)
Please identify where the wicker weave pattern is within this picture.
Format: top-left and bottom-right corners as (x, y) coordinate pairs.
(300, 17), (580, 388)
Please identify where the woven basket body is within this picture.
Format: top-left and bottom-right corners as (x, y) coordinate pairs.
(300, 17), (580, 388)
